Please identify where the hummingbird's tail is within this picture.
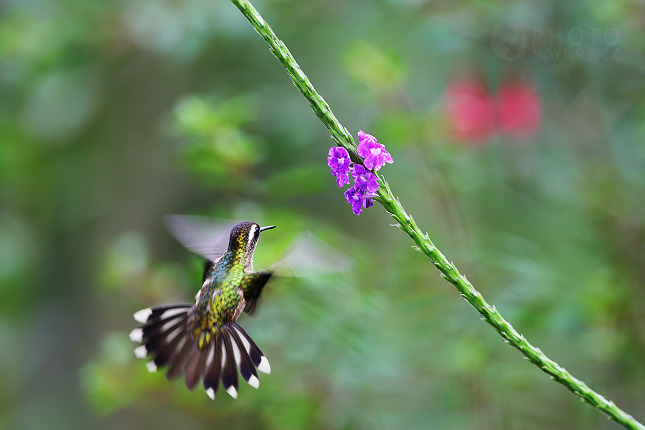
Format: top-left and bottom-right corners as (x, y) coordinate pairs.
(129, 305), (271, 399)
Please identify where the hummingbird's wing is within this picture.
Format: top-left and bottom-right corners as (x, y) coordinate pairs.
(164, 215), (238, 262)
(165, 215), (351, 276)
(241, 232), (351, 314)
(242, 271), (274, 314)
(269, 231), (352, 277)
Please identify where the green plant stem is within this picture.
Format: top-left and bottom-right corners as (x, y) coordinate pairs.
(229, 0), (362, 164)
(229, 1), (645, 429)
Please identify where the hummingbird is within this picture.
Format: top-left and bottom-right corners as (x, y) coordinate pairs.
(129, 219), (277, 400)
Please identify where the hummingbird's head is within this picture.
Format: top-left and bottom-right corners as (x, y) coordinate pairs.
(228, 221), (275, 264)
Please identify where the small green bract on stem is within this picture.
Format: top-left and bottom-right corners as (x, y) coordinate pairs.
(327, 131), (393, 215)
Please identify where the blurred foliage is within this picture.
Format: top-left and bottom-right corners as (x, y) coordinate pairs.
(173, 94), (267, 190)
(1, 0), (645, 429)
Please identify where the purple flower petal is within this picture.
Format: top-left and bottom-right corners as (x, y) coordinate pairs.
(351, 165), (379, 195)
(358, 130), (377, 147)
(343, 181), (376, 216)
(356, 130), (393, 171)
(344, 184), (365, 215)
(327, 146), (351, 187)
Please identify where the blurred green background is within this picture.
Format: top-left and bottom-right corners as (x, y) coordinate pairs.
(1, 0), (645, 429)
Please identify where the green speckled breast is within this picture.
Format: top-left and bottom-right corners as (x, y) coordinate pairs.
(199, 251), (248, 328)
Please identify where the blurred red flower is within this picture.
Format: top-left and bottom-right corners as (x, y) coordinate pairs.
(497, 81), (542, 140)
(445, 76), (541, 143)
(446, 78), (496, 143)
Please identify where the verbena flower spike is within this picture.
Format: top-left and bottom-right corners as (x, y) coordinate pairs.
(329, 133), (390, 215)
(229, 1), (645, 429)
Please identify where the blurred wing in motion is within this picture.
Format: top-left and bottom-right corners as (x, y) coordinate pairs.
(164, 215), (238, 262)
(242, 271), (274, 314)
(271, 231), (352, 278)
(241, 232), (352, 313)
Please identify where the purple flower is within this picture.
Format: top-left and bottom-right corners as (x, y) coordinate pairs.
(357, 130), (393, 171)
(327, 131), (391, 215)
(343, 166), (378, 215)
(344, 184), (373, 215)
(351, 165), (379, 195)
(327, 146), (351, 187)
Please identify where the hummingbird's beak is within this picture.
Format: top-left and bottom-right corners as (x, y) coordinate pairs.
(260, 225), (276, 232)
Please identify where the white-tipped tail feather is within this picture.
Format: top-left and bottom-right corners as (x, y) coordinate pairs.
(134, 345), (147, 358)
(226, 386), (238, 399)
(131, 305), (270, 400)
(133, 308), (152, 324)
(258, 356), (271, 374)
(248, 374), (260, 389)
(129, 328), (143, 342)
(205, 388), (216, 400)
